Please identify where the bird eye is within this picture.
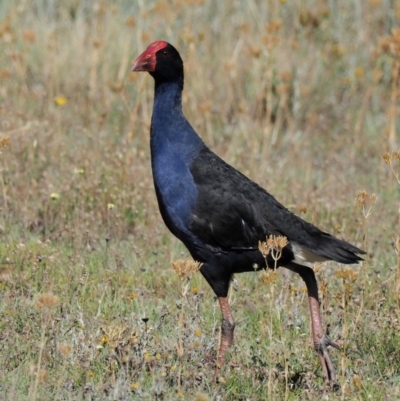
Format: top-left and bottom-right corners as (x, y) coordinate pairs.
(163, 51), (168, 56)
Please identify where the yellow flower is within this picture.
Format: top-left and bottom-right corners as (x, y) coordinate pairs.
(130, 382), (140, 390)
(354, 67), (364, 78)
(74, 167), (85, 175)
(50, 192), (60, 200)
(54, 96), (68, 106)
(107, 203), (115, 210)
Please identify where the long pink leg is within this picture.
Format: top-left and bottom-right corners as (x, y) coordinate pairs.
(216, 296), (235, 368)
(286, 262), (340, 389)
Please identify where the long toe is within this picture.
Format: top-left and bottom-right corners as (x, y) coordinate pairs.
(320, 334), (340, 351)
(317, 335), (340, 390)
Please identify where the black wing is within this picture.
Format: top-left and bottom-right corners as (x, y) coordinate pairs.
(189, 148), (365, 264)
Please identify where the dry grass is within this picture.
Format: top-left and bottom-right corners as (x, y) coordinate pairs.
(1, 0), (400, 400)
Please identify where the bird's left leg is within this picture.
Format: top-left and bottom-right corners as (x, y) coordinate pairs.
(216, 296), (235, 368)
(285, 262), (340, 389)
(199, 264), (235, 369)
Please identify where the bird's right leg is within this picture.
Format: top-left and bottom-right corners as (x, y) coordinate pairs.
(285, 262), (340, 390)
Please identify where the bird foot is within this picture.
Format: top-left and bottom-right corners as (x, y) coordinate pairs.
(316, 334), (340, 391)
(317, 334), (340, 352)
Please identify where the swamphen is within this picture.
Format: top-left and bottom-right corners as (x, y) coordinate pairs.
(132, 41), (365, 388)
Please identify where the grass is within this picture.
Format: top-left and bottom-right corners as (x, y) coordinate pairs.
(1, 0), (400, 399)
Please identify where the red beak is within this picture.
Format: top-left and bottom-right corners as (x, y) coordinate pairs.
(131, 51), (155, 72)
(131, 41), (169, 72)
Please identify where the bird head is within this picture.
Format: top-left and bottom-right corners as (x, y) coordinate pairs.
(132, 41), (184, 85)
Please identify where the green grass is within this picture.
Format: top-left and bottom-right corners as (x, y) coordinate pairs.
(1, 0), (400, 399)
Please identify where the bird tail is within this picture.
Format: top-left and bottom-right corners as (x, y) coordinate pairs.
(314, 233), (365, 264)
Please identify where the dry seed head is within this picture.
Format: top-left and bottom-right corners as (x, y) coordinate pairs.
(125, 16), (136, 28)
(353, 374), (362, 390)
(247, 44), (262, 58)
(22, 29), (36, 43)
(298, 205), (308, 213)
(172, 259), (202, 280)
(0, 136), (9, 150)
(265, 20), (283, 33)
(394, 151), (400, 161)
(355, 189), (368, 209)
(379, 28), (400, 58)
(38, 369), (48, 382)
(58, 343), (73, 357)
(258, 240), (270, 257)
(334, 268), (358, 282)
(260, 235), (288, 254)
(266, 235), (288, 252)
(0, 68), (11, 80)
(382, 151), (393, 164)
(101, 325), (129, 349)
(261, 269), (278, 284)
(35, 292), (58, 310)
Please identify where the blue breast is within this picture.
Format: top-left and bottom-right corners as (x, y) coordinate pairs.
(149, 82), (204, 242)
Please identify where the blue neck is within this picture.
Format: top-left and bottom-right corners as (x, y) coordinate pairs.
(153, 81), (183, 118)
(150, 81), (204, 160)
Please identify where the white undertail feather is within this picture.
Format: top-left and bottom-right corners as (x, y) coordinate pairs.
(291, 242), (328, 263)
